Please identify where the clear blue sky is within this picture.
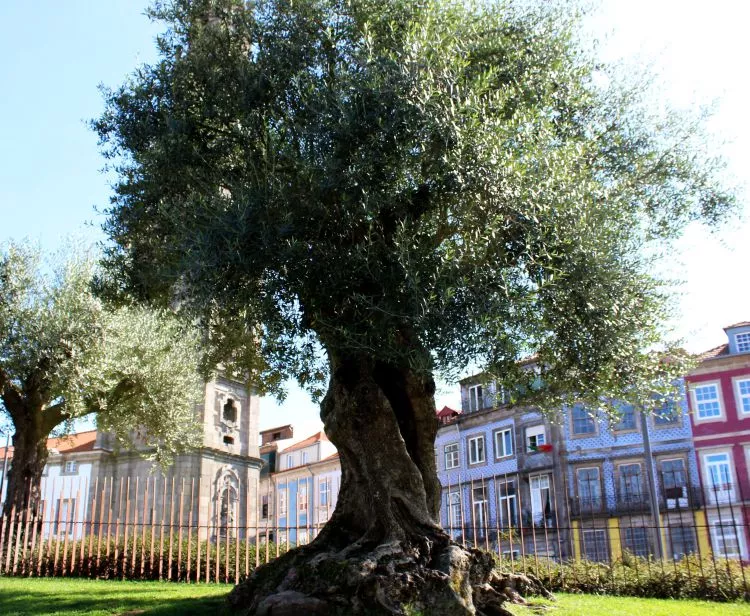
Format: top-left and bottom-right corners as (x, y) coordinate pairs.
(1, 0), (748, 438)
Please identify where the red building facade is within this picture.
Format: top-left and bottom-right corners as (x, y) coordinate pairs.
(686, 322), (750, 559)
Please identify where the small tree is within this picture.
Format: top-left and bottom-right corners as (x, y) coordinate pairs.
(0, 241), (203, 516)
(94, 0), (733, 612)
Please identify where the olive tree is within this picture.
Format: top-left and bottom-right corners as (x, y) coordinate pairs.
(0, 242), (203, 516)
(94, 0), (733, 612)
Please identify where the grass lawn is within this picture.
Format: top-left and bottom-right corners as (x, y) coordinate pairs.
(0, 578), (232, 616)
(0, 578), (747, 615)
(508, 593), (750, 615)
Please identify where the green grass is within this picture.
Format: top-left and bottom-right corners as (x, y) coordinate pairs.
(1, 579), (748, 615)
(508, 593), (750, 616)
(0, 578), (232, 616)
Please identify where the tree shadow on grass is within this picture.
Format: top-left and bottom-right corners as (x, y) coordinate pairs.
(0, 583), (232, 616)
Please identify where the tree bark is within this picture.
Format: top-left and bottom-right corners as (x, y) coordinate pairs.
(229, 347), (549, 615)
(2, 406), (48, 519)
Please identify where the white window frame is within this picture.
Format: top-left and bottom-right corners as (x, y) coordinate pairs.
(530, 473), (551, 525)
(525, 425), (546, 452)
(691, 382), (724, 422)
(472, 484), (489, 538)
(582, 528), (609, 562)
(467, 435), (485, 465)
(496, 479), (518, 528)
(710, 519), (746, 559)
(319, 478), (330, 507)
(494, 427), (514, 459)
(298, 483), (308, 513)
(446, 490), (463, 536)
(736, 332), (750, 354)
(63, 460), (78, 474)
(301, 451), (308, 465)
(468, 384), (484, 412)
(278, 489), (288, 517)
(444, 443), (459, 470)
(660, 457), (688, 509)
(702, 451), (735, 504)
(733, 377), (750, 416)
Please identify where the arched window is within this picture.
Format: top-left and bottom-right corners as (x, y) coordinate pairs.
(223, 398), (238, 423)
(218, 474), (239, 538)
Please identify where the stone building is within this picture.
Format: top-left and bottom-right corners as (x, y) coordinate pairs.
(0, 375), (264, 540)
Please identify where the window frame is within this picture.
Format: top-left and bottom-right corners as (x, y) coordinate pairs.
(735, 332), (750, 354)
(496, 478), (519, 529)
(613, 404), (638, 433)
(63, 460), (78, 475)
(468, 384), (484, 412)
(525, 425), (546, 453)
(653, 399), (681, 428)
(493, 427), (514, 460)
(702, 450), (736, 504)
(570, 405), (597, 437)
(733, 376), (750, 416)
(576, 466), (603, 512)
(691, 381), (725, 422)
(444, 442), (460, 470)
(467, 434), (486, 466)
(616, 461), (644, 504)
(446, 489), (463, 535)
(581, 528), (609, 562)
(711, 519), (745, 559)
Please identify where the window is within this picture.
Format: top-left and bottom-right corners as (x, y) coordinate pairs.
(223, 435), (234, 445)
(219, 485), (238, 537)
(624, 527), (651, 557)
(278, 490), (287, 516)
(614, 405), (636, 431)
(654, 399), (680, 425)
(319, 479), (330, 507)
(618, 464), (644, 504)
(63, 461), (78, 474)
(530, 474), (552, 525)
(704, 452), (734, 503)
(272, 431), (281, 440)
(468, 435), (485, 465)
(444, 443), (459, 469)
(447, 490), (463, 535)
(472, 485), (488, 537)
(736, 379), (750, 414)
(261, 495), (269, 519)
(55, 499), (76, 535)
(582, 529), (608, 562)
(468, 384), (484, 412)
(572, 405), (596, 435)
(223, 398), (237, 423)
(298, 483), (308, 512)
(669, 526), (696, 559)
(712, 521), (743, 559)
(577, 467), (602, 511)
(285, 454), (296, 469)
(526, 425), (546, 452)
(661, 458), (688, 508)
(497, 480), (518, 528)
(693, 384), (722, 419)
(736, 332), (750, 353)
(494, 428), (514, 459)
(301, 451), (308, 464)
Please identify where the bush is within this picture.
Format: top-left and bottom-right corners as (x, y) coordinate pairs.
(495, 553), (750, 602)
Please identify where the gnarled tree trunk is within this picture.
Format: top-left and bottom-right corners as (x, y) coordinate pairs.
(229, 348), (549, 615)
(2, 409), (48, 520)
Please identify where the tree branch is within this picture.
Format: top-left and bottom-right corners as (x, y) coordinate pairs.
(41, 401), (71, 434)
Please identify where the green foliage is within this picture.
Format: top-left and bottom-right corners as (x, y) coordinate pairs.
(0, 240), (203, 462)
(95, 0), (733, 410)
(498, 555), (750, 602)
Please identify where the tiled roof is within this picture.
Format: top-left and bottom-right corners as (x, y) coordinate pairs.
(259, 424), (292, 435)
(283, 431), (328, 452)
(697, 344), (730, 361)
(725, 321), (750, 330)
(436, 406), (460, 418)
(0, 429), (98, 459)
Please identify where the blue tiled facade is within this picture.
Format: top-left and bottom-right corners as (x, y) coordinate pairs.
(437, 374), (702, 561)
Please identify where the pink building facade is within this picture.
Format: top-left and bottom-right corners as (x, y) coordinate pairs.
(687, 322), (750, 560)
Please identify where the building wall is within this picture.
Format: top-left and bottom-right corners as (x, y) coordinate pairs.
(688, 334), (750, 560)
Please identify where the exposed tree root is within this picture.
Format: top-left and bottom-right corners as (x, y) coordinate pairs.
(228, 539), (551, 615)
